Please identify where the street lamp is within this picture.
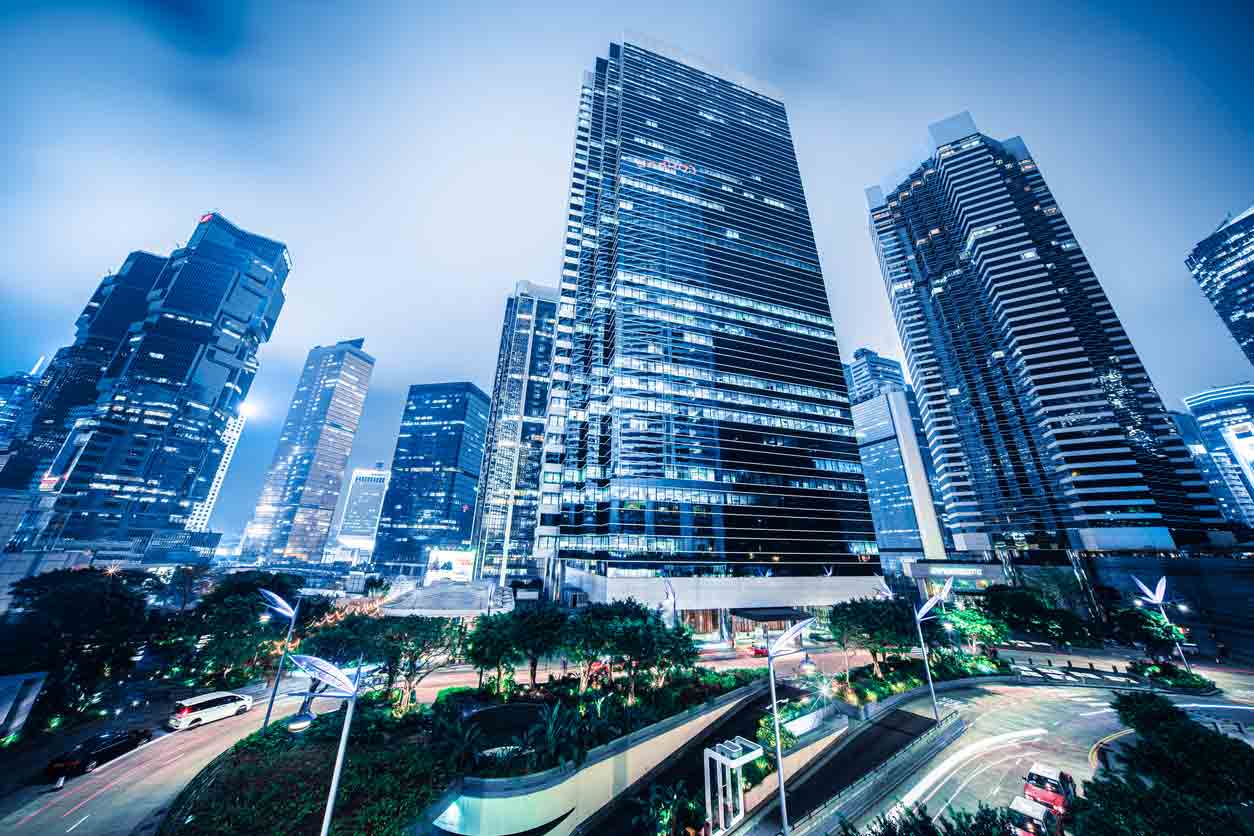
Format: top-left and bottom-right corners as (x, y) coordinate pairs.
(1132, 576), (1192, 673)
(259, 588), (302, 729)
(661, 576), (679, 629)
(286, 654), (364, 836)
(913, 577), (953, 724)
(766, 616), (815, 836)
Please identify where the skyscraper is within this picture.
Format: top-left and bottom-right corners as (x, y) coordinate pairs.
(1187, 205), (1254, 368)
(0, 359), (43, 452)
(0, 252), (167, 491)
(241, 339), (374, 563)
(1181, 384), (1254, 529)
(11, 214), (287, 553)
(843, 347), (906, 405)
(472, 281), (558, 582)
(538, 39), (878, 624)
(185, 413), (246, 533)
(373, 382), (489, 576)
(867, 113), (1221, 552)
(326, 461), (390, 563)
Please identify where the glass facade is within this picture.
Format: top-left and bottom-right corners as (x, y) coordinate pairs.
(332, 463), (390, 556)
(0, 365), (40, 452)
(1181, 385), (1254, 529)
(185, 413), (245, 532)
(843, 347), (906, 405)
(12, 214), (288, 552)
(242, 339), (375, 563)
(1187, 205), (1254, 367)
(867, 113), (1219, 552)
(373, 382), (489, 576)
(473, 281), (558, 582)
(538, 40), (875, 583)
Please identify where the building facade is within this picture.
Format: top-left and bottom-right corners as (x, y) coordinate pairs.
(843, 347), (906, 405)
(325, 462), (390, 563)
(11, 215), (288, 554)
(1187, 205), (1254, 368)
(0, 360), (43, 452)
(185, 413), (245, 533)
(537, 39), (879, 621)
(242, 339), (374, 562)
(1181, 384), (1254, 530)
(472, 281), (559, 583)
(373, 382), (489, 576)
(867, 113), (1220, 553)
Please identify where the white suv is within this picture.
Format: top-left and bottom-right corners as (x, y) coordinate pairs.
(167, 692), (253, 730)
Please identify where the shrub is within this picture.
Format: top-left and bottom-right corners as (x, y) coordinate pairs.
(1128, 659), (1215, 692)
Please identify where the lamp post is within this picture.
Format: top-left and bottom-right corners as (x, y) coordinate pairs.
(913, 577), (952, 724)
(1132, 576), (1192, 673)
(661, 577), (679, 629)
(286, 654), (364, 836)
(766, 616), (815, 836)
(259, 589), (302, 729)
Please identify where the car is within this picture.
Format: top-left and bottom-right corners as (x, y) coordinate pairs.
(1023, 762), (1077, 816)
(748, 644), (769, 657)
(46, 729), (153, 779)
(1007, 795), (1063, 836)
(167, 691), (253, 731)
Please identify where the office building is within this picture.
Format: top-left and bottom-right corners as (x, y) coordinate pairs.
(1181, 384), (1254, 529)
(185, 413), (246, 533)
(11, 214), (288, 554)
(373, 382), (489, 576)
(843, 347), (906, 405)
(0, 252), (167, 490)
(242, 339), (374, 562)
(867, 113), (1220, 553)
(538, 39), (879, 627)
(325, 462), (390, 563)
(1187, 205), (1254, 368)
(472, 281), (559, 582)
(0, 359), (43, 451)
(852, 387), (949, 566)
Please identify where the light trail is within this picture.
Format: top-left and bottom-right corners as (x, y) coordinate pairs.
(895, 727), (1048, 812)
(929, 750), (1027, 820)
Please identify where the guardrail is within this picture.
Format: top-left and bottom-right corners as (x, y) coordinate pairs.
(790, 711), (967, 835)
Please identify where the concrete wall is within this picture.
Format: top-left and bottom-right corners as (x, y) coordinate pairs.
(563, 567), (883, 610)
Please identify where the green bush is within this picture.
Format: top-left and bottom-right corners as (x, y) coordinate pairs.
(1128, 659), (1215, 691)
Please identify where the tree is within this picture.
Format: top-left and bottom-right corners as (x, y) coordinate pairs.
(1109, 607), (1184, 661)
(837, 804), (1011, 835)
(828, 600), (864, 681)
(653, 625), (699, 689)
(0, 568), (152, 724)
(938, 606), (1007, 655)
(380, 616), (457, 713)
(978, 584), (1095, 645)
(845, 598), (914, 678)
(466, 612), (522, 695)
(508, 603), (567, 688)
(605, 599), (668, 705)
(561, 604), (617, 694)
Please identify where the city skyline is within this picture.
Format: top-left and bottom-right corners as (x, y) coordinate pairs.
(2, 2), (1252, 537)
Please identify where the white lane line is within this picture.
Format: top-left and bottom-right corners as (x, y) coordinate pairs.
(895, 728), (1048, 812)
(930, 751), (1028, 820)
(66, 815), (89, 832)
(1080, 708), (1115, 717)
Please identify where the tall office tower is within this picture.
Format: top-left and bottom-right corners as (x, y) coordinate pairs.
(0, 252), (167, 490)
(537, 39), (878, 625)
(843, 347), (906, 405)
(185, 413), (246, 533)
(326, 461), (390, 563)
(867, 113), (1220, 553)
(852, 388), (949, 567)
(373, 382), (489, 576)
(473, 281), (559, 583)
(1187, 205), (1254, 368)
(0, 359), (43, 451)
(241, 339), (374, 563)
(1181, 384), (1254, 529)
(11, 214), (288, 553)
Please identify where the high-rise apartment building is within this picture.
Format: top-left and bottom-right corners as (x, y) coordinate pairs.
(473, 281), (559, 582)
(867, 113), (1220, 552)
(325, 462), (390, 563)
(185, 413), (245, 533)
(373, 382), (489, 576)
(1181, 384), (1254, 529)
(1187, 205), (1254, 368)
(242, 339), (374, 562)
(843, 347), (906, 405)
(852, 387), (948, 564)
(538, 39), (878, 624)
(0, 252), (167, 491)
(11, 215), (287, 553)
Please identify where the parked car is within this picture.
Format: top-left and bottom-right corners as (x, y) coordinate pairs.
(46, 729), (153, 778)
(167, 691), (252, 731)
(748, 643), (769, 657)
(1023, 762), (1077, 816)
(1007, 795), (1063, 835)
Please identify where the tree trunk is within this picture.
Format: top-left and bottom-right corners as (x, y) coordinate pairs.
(530, 657), (539, 688)
(871, 651), (883, 679)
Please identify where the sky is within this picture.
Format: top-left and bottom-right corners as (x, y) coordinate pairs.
(2, 0), (1252, 538)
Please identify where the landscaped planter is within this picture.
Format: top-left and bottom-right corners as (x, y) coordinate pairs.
(421, 680), (767, 836)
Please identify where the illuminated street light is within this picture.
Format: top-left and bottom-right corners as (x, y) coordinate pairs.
(259, 588), (302, 728)
(798, 653), (818, 677)
(914, 577), (953, 724)
(286, 654), (364, 836)
(1132, 576), (1192, 673)
(765, 616), (815, 835)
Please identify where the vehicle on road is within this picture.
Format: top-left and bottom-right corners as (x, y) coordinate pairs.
(167, 691), (253, 730)
(748, 644), (769, 657)
(46, 729), (153, 778)
(1023, 762), (1077, 816)
(1007, 795), (1062, 835)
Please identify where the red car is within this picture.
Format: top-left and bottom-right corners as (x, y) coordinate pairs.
(1023, 763), (1077, 817)
(748, 644), (769, 657)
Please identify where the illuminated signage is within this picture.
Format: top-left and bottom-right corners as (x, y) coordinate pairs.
(423, 548), (475, 586)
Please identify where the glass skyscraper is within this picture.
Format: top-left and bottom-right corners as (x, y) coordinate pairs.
(373, 382), (489, 576)
(1181, 384), (1254, 530)
(185, 413), (245, 533)
(843, 347), (906, 405)
(326, 462), (390, 563)
(867, 113), (1221, 553)
(242, 338), (374, 563)
(538, 39), (877, 620)
(473, 281), (558, 583)
(12, 214), (288, 553)
(1187, 205), (1254, 368)
(0, 360), (42, 452)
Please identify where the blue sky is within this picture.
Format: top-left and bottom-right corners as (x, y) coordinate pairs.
(2, 1), (1252, 537)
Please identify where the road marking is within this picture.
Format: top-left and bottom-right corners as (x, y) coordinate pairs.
(1088, 729), (1133, 769)
(61, 756), (165, 819)
(1079, 708), (1115, 717)
(1175, 703), (1254, 711)
(66, 815), (89, 832)
(930, 750), (1027, 820)
(895, 727), (1048, 812)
